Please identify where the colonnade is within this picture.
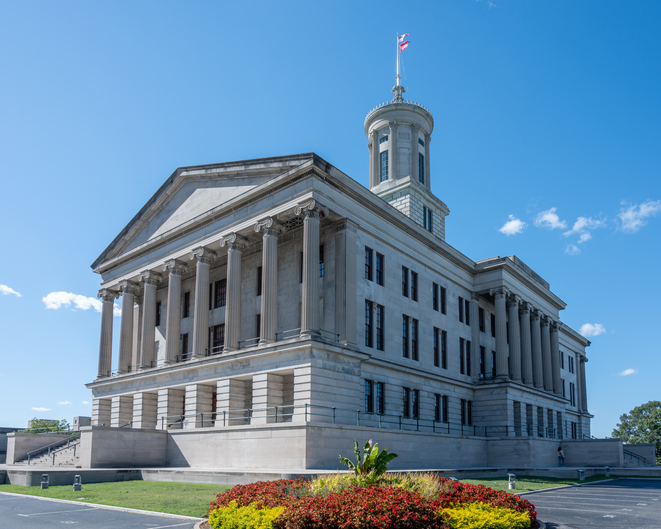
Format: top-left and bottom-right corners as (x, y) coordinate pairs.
(96, 200), (330, 378)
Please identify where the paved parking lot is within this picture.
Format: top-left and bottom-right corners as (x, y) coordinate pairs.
(0, 492), (200, 529)
(525, 478), (661, 529)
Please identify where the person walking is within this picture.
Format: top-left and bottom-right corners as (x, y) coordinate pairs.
(558, 446), (565, 467)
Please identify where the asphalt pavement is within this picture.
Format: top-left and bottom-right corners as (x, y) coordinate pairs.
(525, 478), (661, 529)
(0, 492), (200, 529)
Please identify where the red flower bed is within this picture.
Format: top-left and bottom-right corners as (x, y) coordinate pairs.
(208, 478), (310, 512)
(433, 477), (537, 524)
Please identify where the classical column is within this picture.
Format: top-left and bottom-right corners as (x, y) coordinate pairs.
(507, 295), (522, 382)
(369, 130), (378, 188)
(139, 270), (162, 369)
(118, 281), (139, 374)
(531, 308), (544, 389)
(110, 395), (133, 427)
(163, 259), (187, 363)
(189, 247), (217, 357)
(424, 133), (431, 189)
(519, 302), (533, 386)
(541, 316), (553, 392)
(579, 356), (588, 413)
(388, 121), (397, 181)
(131, 295), (142, 370)
(470, 293), (480, 382)
(254, 218), (283, 344)
(490, 287), (509, 380)
(97, 288), (118, 378)
(296, 199), (328, 337)
(219, 234), (249, 351)
(132, 392), (158, 429)
(410, 123), (420, 181)
(335, 220), (357, 345)
(550, 322), (562, 395)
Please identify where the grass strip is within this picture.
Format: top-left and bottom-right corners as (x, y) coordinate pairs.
(0, 480), (229, 517)
(462, 474), (612, 492)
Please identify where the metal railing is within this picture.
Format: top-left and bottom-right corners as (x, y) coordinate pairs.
(206, 345), (224, 357)
(26, 434), (80, 465)
(238, 338), (260, 350)
(275, 328), (301, 342)
(623, 448), (648, 466)
(176, 353), (192, 363)
(319, 329), (340, 342)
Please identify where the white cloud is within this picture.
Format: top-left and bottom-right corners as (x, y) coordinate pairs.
(82, 401), (89, 405)
(580, 323), (606, 337)
(0, 284), (21, 297)
(58, 401), (72, 405)
(618, 200), (661, 233)
(564, 216), (606, 237)
(578, 232), (592, 243)
(534, 207), (567, 230)
(31, 407), (51, 412)
(564, 244), (580, 255)
(618, 368), (638, 377)
(43, 291), (121, 317)
(499, 215), (526, 236)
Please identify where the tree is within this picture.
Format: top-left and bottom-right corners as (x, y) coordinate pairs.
(22, 418), (71, 433)
(612, 401), (661, 465)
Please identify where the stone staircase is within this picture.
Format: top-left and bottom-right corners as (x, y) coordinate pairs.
(17, 437), (81, 467)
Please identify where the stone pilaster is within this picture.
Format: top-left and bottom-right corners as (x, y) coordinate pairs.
(184, 384), (215, 428)
(490, 287), (509, 380)
(91, 398), (111, 427)
(541, 316), (553, 392)
(118, 281), (139, 374)
(369, 130), (378, 188)
(156, 388), (185, 430)
(388, 121), (397, 181)
(424, 133), (431, 190)
(334, 220), (357, 345)
(255, 218), (283, 344)
(132, 392), (158, 429)
(131, 296), (142, 371)
(252, 373), (284, 424)
(219, 234), (249, 351)
(470, 294), (480, 382)
(216, 378), (251, 426)
(138, 270), (162, 369)
(550, 322), (562, 395)
(410, 123), (420, 181)
(110, 395), (133, 427)
(531, 308), (544, 389)
(296, 199), (328, 337)
(97, 288), (118, 378)
(520, 303), (533, 386)
(163, 259), (187, 363)
(189, 247), (217, 357)
(508, 295), (522, 382)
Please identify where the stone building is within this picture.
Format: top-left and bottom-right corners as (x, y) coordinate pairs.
(85, 81), (592, 470)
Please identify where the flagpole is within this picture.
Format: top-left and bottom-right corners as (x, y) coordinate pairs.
(396, 33), (400, 87)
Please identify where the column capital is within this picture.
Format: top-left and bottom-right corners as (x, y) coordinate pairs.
(138, 270), (162, 285)
(189, 247), (217, 264)
(334, 219), (358, 235)
(531, 307), (541, 320)
(98, 288), (119, 302)
(540, 315), (550, 327)
(254, 217), (284, 236)
(410, 123), (420, 134)
(162, 259), (187, 275)
(388, 120), (398, 131)
(294, 199), (328, 219)
(520, 301), (531, 315)
(219, 233), (249, 251)
(471, 292), (480, 302)
(490, 286), (509, 298)
(118, 280), (140, 296)
(507, 294), (521, 307)
(369, 129), (378, 141)
(550, 321), (562, 333)
(367, 142), (373, 152)
(425, 133), (431, 142)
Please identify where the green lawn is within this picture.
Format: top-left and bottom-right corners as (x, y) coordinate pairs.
(462, 474), (612, 492)
(0, 480), (229, 517)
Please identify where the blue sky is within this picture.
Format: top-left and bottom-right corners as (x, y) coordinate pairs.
(0, 1), (659, 438)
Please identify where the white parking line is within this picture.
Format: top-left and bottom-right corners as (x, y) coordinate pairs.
(149, 523), (196, 529)
(17, 507), (97, 517)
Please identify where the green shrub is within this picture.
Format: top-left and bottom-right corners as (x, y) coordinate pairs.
(442, 502), (531, 529)
(208, 500), (284, 529)
(309, 472), (443, 498)
(338, 439), (398, 480)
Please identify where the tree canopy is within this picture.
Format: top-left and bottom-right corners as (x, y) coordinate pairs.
(21, 417), (71, 433)
(612, 401), (661, 465)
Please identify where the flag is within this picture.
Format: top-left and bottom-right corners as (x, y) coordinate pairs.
(399, 40), (409, 52)
(397, 33), (409, 44)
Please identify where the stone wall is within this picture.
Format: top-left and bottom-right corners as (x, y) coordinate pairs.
(78, 426), (167, 468)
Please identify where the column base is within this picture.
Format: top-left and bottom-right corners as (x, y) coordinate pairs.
(259, 339), (275, 346)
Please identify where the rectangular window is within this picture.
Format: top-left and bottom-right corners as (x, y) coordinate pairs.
(257, 266), (263, 296)
(467, 400), (473, 426)
(365, 380), (374, 413)
(570, 382), (576, 407)
(442, 395), (449, 422)
(459, 338), (465, 375)
(458, 296), (464, 322)
(423, 206), (428, 229)
(319, 244), (324, 277)
(441, 330), (448, 369)
(365, 300), (374, 348)
(402, 315), (409, 358)
(465, 299), (470, 326)
(434, 394), (441, 422)
(461, 399), (467, 425)
(183, 291), (190, 319)
(418, 153), (425, 184)
(403, 387), (411, 418)
(440, 286), (446, 314)
(410, 271), (418, 301)
(180, 333), (189, 362)
(560, 351), (565, 369)
(215, 279), (227, 308)
(256, 314), (261, 339)
(466, 340), (472, 376)
(418, 138), (424, 146)
(376, 253), (384, 285)
(491, 350), (496, 377)
(376, 382), (385, 414)
(424, 207), (433, 232)
(569, 356), (575, 373)
(155, 301), (162, 327)
(211, 324), (225, 353)
(365, 248), (373, 281)
(491, 313), (496, 338)
(480, 346), (486, 378)
(402, 266), (409, 297)
(433, 327), (440, 367)
(479, 307), (485, 332)
(432, 283), (439, 311)
(376, 304), (385, 351)
(411, 318), (419, 361)
(412, 389), (420, 418)
(380, 135), (389, 144)
(299, 251), (303, 283)
(562, 378), (566, 398)
(380, 151), (389, 182)
(209, 283), (213, 310)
